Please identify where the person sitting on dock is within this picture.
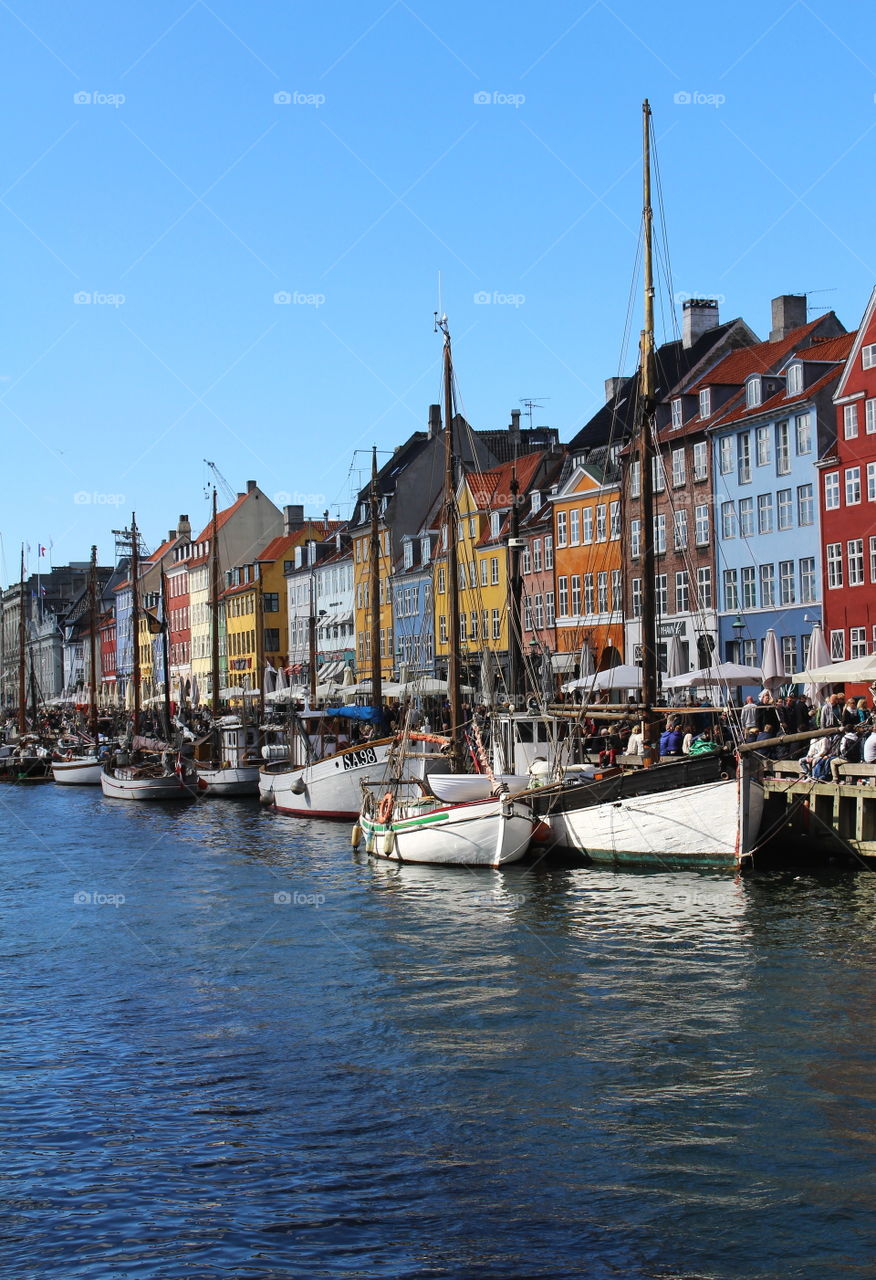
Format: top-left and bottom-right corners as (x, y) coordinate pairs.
(799, 735), (831, 777)
(658, 718), (683, 757)
(864, 726), (876, 764)
(755, 719), (781, 760)
(830, 730), (862, 782)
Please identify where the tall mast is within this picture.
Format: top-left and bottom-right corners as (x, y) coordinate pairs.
(17, 545), (26, 733)
(210, 487), (221, 717)
(130, 514), (141, 736)
(507, 468), (523, 701)
(308, 564), (317, 703)
(368, 447), (383, 712)
(255, 564), (265, 722)
(638, 99), (658, 767)
(88, 545), (99, 740)
(160, 569), (172, 741)
(437, 314), (462, 767)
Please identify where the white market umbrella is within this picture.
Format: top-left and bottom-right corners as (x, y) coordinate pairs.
(793, 624), (834, 706)
(396, 677), (476, 696)
(790, 652), (876, 685)
(263, 663), (276, 700)
(125, 681), (134, 711)
(760, 628), (785, 695)
(190, 672), (201, 707)
(664, 635), (684, 681)
(275, 665), (288, 693)
(342, 664), (356, 687)
(480, 650), (496, 706)
(578, 642), (595, 678)
(177, 675), (186, 707)
(664, 661), (763, 690)
(590, 664), (643, 691)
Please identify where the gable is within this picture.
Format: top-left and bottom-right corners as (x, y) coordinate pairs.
(835, 285), (876, 400)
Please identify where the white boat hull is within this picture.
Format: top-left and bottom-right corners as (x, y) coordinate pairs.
(52, 757), (103, 786)
(262, 740), (394, 820)
(427, 773), (529, 803)
(360, 794), (535, 867)
(101, 766), (206, 801)
(197, 763), (261, 796)
(549, 776), (764, 870)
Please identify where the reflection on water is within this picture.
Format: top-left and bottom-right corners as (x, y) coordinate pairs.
(2, 786), (875, 1279)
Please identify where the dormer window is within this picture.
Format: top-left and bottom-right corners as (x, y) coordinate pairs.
(490, 511), (501, 539)
(699, 388), (711, 420)
(863, 342), (876, 370)
(403, 538), (414, 570)
(746, 377), (762, 408)
(786, 363), (802, 395)
(420, 535), (430, 564)
(671, 398), (683, 429)
(531, 491), (542, 514)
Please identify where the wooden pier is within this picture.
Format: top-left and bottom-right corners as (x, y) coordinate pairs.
(760, 760), (876, 865)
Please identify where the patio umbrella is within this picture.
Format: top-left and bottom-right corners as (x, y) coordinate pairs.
(590, 664), (643, 691)
(275, 665), (288, 693)
(664, 661), (763, 690)
(480, 649), (496, 706)
(125, 681), (134, 711)
(797, 623), (832, 706)
(263, 663), (276, 700)
(761, 628), (785, 695)
(190, 673), (200, 707)
(578, 641), (595, 678)
(342, 664), (356, 687)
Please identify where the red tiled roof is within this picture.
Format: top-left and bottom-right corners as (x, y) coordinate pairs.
(467, 451), (546, 510)
(797, 331), (856, 363)
(257, 522), (341, 563)
(714, 363), (848, 430)
(146, 535), (178, 563)
(688, 317), (824, 391)
(114, 580), (130, 591)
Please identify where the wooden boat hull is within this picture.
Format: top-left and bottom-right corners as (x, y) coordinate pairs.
(261, 740), (394, 819)
(52, 757), (103, 786)
(101, 766), (205, 801)
(359, 794), (534, 867)
(196, 764), (261, 796)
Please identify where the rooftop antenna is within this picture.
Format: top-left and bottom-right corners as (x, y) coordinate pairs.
(519, 397), (550, 427)
(801, 288), (838, 316)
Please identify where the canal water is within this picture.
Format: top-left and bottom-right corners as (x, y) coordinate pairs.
(3, 785), (875, 1280)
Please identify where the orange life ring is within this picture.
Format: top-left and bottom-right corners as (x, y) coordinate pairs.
(377, 792), (394, 824)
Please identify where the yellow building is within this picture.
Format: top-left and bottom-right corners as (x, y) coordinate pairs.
(352, 524), (393, 679)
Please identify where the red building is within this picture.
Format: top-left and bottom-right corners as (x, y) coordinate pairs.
(166, 552), (191, 688)
(819, 285), (876, 689)
(99, 610), (116, 695)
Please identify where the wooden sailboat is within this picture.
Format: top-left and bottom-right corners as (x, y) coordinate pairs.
(354, 315), (535, 867)
(536, 102), (763, 871)
(52, 545), (104, 785)
(0, 545), (52, 782)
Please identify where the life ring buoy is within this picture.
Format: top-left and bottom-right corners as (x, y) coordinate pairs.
(377, 792), (394, 825)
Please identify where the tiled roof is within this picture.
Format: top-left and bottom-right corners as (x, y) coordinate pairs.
(147, 536), (178, 563)
(258, 523), (341, 563)
(467, 451), (546, 510)
(713, 363), (847, 430)
(688, 317), (824, 391)
(194, 492), (249, 542)
(796, 331), (856, 363)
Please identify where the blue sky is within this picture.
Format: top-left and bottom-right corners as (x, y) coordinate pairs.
(2, 0), (875, 578)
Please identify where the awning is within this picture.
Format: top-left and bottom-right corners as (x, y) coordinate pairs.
(551, 652), (577, 672)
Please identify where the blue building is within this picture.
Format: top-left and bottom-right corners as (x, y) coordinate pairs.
(393, 529), (438, 680)
(710, 318), (850, 686)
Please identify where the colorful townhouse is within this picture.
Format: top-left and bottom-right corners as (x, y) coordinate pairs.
(393, 522), (440, 681)
(313, 535), (355, 682)
(711, 323), (852, 680)
(820, 285), (876, 684)
(550, 449), (623, 676)
(517, 457), (566, 692)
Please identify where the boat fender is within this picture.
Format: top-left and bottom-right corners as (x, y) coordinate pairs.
(383, 830), (395, 855)
(365, 833), (376, 855)
(351, 823), (362, 847)
(377, 792), (394, 824)
(290, 777), (306, 795)
(719, 771), (729, 780)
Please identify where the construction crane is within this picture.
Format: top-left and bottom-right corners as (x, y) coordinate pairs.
(203, 460), (236, 506)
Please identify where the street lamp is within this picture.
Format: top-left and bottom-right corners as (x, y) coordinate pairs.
(732, 612), (745, 663)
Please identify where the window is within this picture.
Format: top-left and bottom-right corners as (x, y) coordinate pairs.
(826, 542), (843, 589)
(743, 638), (759, 667)
(846, 467), (861, 506)
(719, 436), (733, 474)
(492, 609), (501, 640)
(491, 557), (499, 585)
(786, 363), (802, 395)
(571, 576), (582, 615)
(629, 460), (641, 498)
(676, 570), (689, 612)
(545, 591), (555, 626)
(674, 508), (688, 549)
(655, 574), (667, 614)
(652, 456), (665, 493)
(471, 610), (479, 640)
(777, 488), (793, 530)
(693, 441), (708, 480)
(531, 491), (542, 514)
(848, 538), (865, 586)
(757, 493), (774, 535)
(776, 421), (791, 475)
(583, 573), (594, 614)
(558, 577), (568, 616)
(439, 615), (447, 643)
(459, 613), (467, 641)
(697, 566), (712, 609)
(756, 426), (771, 466)
(569, 509), (580, 545)
(851, 627), (868, 659)
(521, 545), (531, 575)
(482, 609), (489, 640)
(779, 560), (796, 605)
(830, 629), (845, 660)
(723, 570), (739, 611)
(581, 507), (593, 544)
(556, 511), (567, 546)
(795, 412), (812, 454)
(782, 635), (798, 675)
(631, 518), (641, 557)
(611, 569), (622, 611)
(654, 513), (666, 554)
(470, 516), (478, 539)
(597, 572), (608, 613)
(534, 594), (544, 629)
(872, 537), (876, 583)
(844, 404), (859, 439)
(695, 504), (710, 546)
(632, 578), (642, 617)
(672, 448), (686, 487)
(760, 563), (775, 607)
(824, 471), (840, 510)
(739, 497), (754, 537)
(867, 399), (876, 435)
(863, 343), (876, 370)
(532, 539), (542, 573)
(799, 557), (816, 603)
(738, 432), (751, 484)
(699, 388), (711, 419)
(480, 558), (488, 586)
(721, 501), (736, 539)
(262, 592), (279, 612)
(264, 627), (280, 653)
(671, 398), (683, 428)
(609, 501), (620, 539)
(544, 536), (553, 569)
(403, 540), (414, 570)
(595, 505), (607, 541)
(742, 566), (756, 609)
(490, 511), (501, 538)
(459, 562), (466, 590)
(437, 566), (446, 593)
(746, 377), (761, 408)
(797, 483), (814, 526)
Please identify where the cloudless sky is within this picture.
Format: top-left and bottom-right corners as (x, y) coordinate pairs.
(2, 0), (875, 577)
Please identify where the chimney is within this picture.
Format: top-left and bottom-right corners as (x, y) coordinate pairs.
(247, 480), (257, 494)
(428, 404), (441, 438)
(682, 298), (720, 349)
(177, 514), (190, 538)
(770, 294), (807, 342)
(604, 376), (625, 402)
(510, 409), (521, 442)
(168, 530), (175, 543)
(284, 504), (304, 535)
